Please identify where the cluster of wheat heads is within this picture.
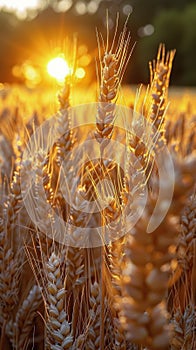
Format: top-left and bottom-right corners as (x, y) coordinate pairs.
(0, 23), (196, 350)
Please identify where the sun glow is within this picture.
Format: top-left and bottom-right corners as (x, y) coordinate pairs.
(47, 57), (70, 83)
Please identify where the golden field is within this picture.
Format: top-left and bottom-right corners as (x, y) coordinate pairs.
(0, 40), (195, 350)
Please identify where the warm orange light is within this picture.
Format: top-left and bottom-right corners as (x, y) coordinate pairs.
(75, 67), (86, 79)
(47, 57), (70, 82)
(12, 61), (41, 87)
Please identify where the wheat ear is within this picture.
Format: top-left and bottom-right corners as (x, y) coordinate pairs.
(95, 20), (132, 156)
(84, 281), (104, 349)
(43, 78), (73, 209)
(45, 251), (73, 349)
(7, 285), (42, 350)
(119, 218), (174, 349)
(170, 303), (196, 350)
(0, 168), (24, 348)
(177, 193), (196, 281)
(149, 44), (175, 141)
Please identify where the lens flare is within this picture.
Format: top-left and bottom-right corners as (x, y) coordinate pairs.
(47, 57), (69, 82)
(75, 67), (86, 79)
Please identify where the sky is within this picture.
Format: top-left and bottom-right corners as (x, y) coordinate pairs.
(1, 1), (195, 85)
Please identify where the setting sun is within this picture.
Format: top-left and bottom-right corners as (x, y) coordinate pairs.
(47, 57), (70, 83)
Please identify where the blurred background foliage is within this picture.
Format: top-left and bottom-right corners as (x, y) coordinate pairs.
(0, 0), (195, 86)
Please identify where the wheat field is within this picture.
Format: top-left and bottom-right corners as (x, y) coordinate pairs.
(0, 23), (195, 350)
